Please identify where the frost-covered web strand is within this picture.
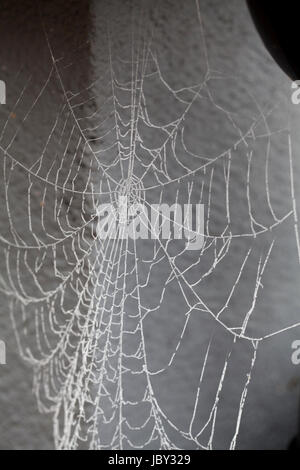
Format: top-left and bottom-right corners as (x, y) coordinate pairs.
(0, 0), (299, 451)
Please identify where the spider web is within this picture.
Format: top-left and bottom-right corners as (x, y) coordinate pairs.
(0, 0), (299, 450)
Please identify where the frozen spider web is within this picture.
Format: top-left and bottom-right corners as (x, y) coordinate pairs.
(0, 0), (300, 450)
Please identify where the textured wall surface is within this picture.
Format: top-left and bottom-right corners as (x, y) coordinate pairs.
(0, 0), (299, 450)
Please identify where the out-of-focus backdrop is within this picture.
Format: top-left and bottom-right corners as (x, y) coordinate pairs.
(0, 0), (299, 450)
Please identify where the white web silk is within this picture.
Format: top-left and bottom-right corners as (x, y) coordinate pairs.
(0, 0), (299, 450)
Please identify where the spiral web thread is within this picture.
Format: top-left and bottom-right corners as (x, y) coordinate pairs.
(0, 0), (299, 450)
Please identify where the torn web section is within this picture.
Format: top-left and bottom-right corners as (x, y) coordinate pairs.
(1, 0), (299, 451)
(129, 9), (296, 449)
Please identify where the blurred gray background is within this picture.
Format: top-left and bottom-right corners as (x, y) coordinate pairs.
(0, 0), (300, 450)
